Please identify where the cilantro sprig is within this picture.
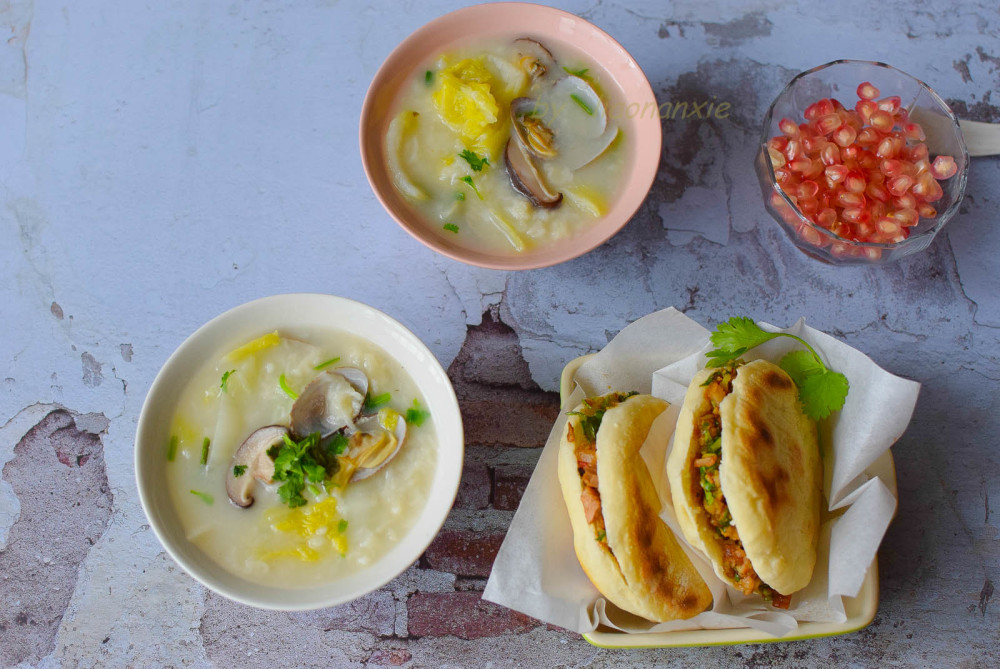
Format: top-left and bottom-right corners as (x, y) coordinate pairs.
(460, 175), (484, 200)
(706, 317), (849, 420)
(220, 369), (236, 392)
(458, 149), (489, 172)
(268, 433), (328, 508)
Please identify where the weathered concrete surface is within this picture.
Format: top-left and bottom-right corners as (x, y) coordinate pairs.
(0, 0), (998, 666)
(0, 409), (112, 666)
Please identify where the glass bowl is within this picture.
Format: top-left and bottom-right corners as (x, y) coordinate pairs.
(756, 60), (970, 265)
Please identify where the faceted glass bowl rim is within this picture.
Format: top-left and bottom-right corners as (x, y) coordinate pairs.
(759, 59), (971, 251)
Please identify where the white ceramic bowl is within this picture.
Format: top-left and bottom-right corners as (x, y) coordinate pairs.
(135, 294), (463, 610)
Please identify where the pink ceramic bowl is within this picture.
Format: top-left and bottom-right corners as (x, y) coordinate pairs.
(359, 2), (661, 270)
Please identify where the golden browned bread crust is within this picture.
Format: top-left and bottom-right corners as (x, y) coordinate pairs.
(558, 394), (712, 622)
(720, 360), (821, 594)
(668, 361), (821, 596)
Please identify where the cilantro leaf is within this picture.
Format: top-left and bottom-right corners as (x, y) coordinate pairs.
(220, 369), (236, 392)
(443, 223), (459, 233)
(706, 316), (850, 420)
(233, 464), (247, 478)
(711, 317), (778, 355)
(460, 176), (483, 200)
(798, 368), (850, 420)
(269, 432), (327, 508)
(458, 149), (489, 172)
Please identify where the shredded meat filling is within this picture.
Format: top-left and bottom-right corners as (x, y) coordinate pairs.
(692, 362), (789, 608)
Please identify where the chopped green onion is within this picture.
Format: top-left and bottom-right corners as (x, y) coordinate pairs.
(443, 223), (459, 233)
(279, 373), (298, 399)
(313, 357), (341, 371)
(233, 464), (247, 478)
(454, 192), (466, 201)
(460, 176), (483, 200)
(167, 435), (178, 462)
(570, 93), (593, 116)
(190, 490), (213, 505)
(562, 66), (589, 77)
(405, 399), (430, 426)
(365, 391), (392, 410)
(337, 519), (348, 533)
(200, 437), (211, 465)
(424, 70), (433, 85)
(220, 369), (236, 392)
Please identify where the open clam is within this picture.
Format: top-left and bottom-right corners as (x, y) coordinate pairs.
(512, 38), (555, 80)
(290, 368), (368, 439)
(510, 97), (557, 159)
(545, 75), (619, 170)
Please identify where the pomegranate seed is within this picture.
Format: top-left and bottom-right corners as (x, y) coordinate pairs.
(893, 208), (919, 227)
(877, 217), (900, 235)
(785, 139), (804, 161)
(908, 143), (929, 161)
(912, 158), (930, 176)
(888, 175), (915, 197)
(917, 203), (938, 218)
(903, 122), (926, 141)
(842, 207), (871, 224)
(768, 147), (787, 169)
(879, 158), (903, 177)
(857, 127), (881, 145)
(824, 164), (849, 183)
(833, 125), (858, 147)
(798, 224), (824, 246)
(870, 201), (888, 219)
(859, 153), (878, 170)
(877, 96), (901, 114)
(789, 157), (813, 173)
(868, 170), (886, 184)
(844, 170), (867, 193)
(798, 196), (820, 213)
(768, 135), (789, 152)
(863, 247), (883, 261)
(796, 180), (820, 198)
(857, 82), (881, 100)
(843, 110), (864, 131)
(841, 145), (860, 160)
(931, 155), (958, 179)
(817, 208), (838, 228)
(836, 191), (866, 208)
(773, 168), (792, 184)
(870, 110), (894, 132)
(802, 136), (824, 153)
(804, 98), (836, 121)
(855, 99), (878, 123)
(894, 193), (917, 210)
(876, 136), (897, 159)
(779, 117), (800, 137)
(820, 143), (842, 165)
(866, 181), (891, 202)
(815, 114), (842, 135)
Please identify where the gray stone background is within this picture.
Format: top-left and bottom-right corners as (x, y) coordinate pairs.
(1, 0), (997, 666)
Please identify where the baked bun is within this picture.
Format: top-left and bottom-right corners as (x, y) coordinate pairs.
(668, 360), (821, 602)
(558, 393), (712, 621)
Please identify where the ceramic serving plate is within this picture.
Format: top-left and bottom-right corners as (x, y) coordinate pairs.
(559, 354), (887, 648)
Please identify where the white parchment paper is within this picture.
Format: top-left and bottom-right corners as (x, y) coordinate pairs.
(483, 307), (919, 636)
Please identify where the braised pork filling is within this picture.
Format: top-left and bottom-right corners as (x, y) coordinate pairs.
(693, 362), (791, 609)
(566, 392), (636, 548)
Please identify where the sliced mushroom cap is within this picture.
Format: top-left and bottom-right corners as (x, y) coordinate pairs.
(512, 38), (555, 80)
(348, 410), (408, 482)
(290, 368), (368, 439)
(226, 425), (289, 508)
(504, 138), (562, 208)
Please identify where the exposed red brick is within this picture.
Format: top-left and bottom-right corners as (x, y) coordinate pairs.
(423, 530), (505, 577)
(367, 649), (412, 666)
(407, 592), (536, 639)
(453, 461), (490, 510)
(492, 464), (535, 510)
(460, 398), (557, 448)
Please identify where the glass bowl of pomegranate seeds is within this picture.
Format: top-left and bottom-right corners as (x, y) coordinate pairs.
(757, 60), (970, 264)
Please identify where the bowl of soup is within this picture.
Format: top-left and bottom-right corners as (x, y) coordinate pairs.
(135, 294), (463, 610)
(360, 2), (662, 270)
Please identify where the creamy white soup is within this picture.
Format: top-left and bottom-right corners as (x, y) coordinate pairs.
(165, 330), (436, 588)
(387, 37), (627, 254)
